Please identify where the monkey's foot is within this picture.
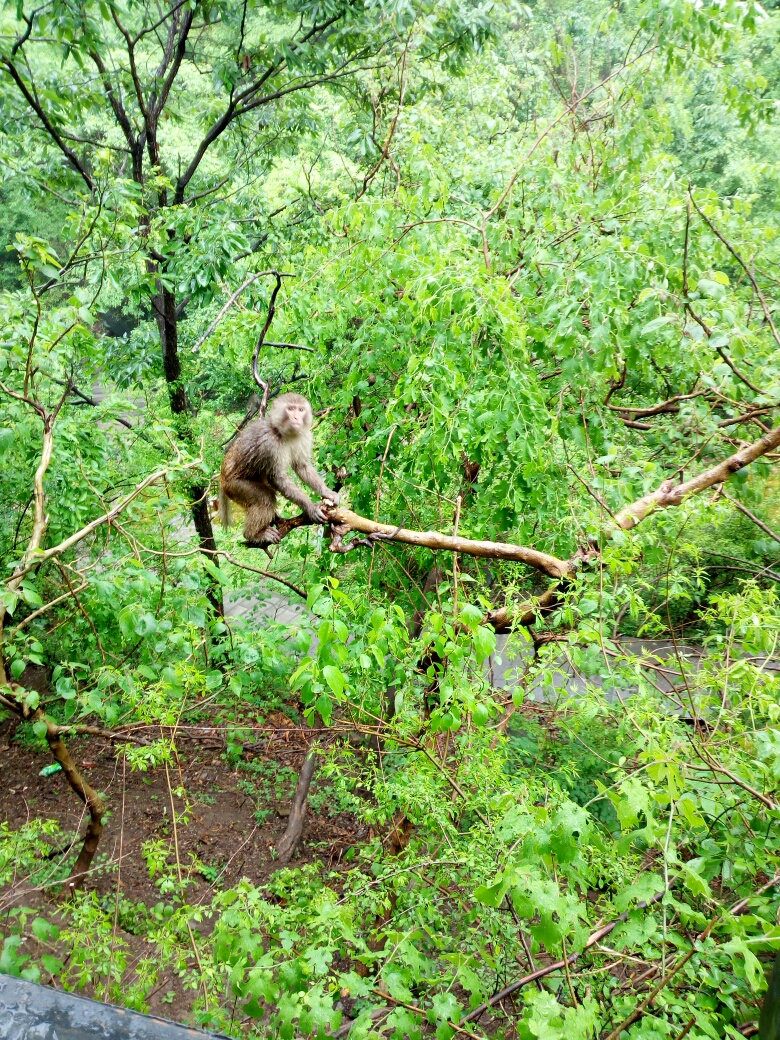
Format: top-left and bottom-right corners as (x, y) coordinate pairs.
(246, 526), (281, 545)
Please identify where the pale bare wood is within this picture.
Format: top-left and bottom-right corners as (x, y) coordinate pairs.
(328, 508), (570, 578)
(613, 424), (780, 531)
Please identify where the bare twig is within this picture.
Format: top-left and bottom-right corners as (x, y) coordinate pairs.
(721, 490), (780, 546)
(690, 192), (780, 352)
(190, 270), (294, 353)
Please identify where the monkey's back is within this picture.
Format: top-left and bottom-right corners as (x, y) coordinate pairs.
(221, 417), (288, 484)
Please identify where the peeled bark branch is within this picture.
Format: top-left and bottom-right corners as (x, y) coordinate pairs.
(613, 423), (780, 531)
(5, 457), (203, 587)
(327, 509), (570, 576)
(255, 424), (780, 633)
(259, 510), (569, 577)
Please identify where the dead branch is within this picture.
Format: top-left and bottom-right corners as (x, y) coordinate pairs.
(245, 424), (780, 633)
(612, 423), (780, 531)
(329, 509), (569, 576)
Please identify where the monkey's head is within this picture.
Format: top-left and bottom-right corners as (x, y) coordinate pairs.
(269, 393), (313, 438)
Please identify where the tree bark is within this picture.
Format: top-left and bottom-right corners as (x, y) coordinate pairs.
(276, 752), (318, 863)
(45, 724), (104, 894)
(153, 287), (223, 615)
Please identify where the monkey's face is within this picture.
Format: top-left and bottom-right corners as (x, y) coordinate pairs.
(279, 401), (309, 435)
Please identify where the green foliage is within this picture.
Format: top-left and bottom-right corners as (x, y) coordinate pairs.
(1, 0), (780, 1037)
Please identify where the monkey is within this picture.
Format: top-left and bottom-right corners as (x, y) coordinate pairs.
(219, 392), (339, 545)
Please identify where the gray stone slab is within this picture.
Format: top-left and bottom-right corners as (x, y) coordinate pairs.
(0, 975), (229, 1040)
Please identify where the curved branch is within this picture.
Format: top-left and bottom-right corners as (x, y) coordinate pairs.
(6, 457), (203, 586)
(250, 271), (300, 415)
(191, 270), (295, 354)
(255, 507), (570, 578)
(244, 425), (780, 634)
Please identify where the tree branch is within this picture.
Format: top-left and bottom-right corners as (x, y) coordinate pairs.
(613, 423), (780, 531)
(722, 489), (780, 546)
(690, 191), (780, 353)
(6, 457), (203, 586)
(190, 270), (294, 354)
(1, 58), (94, 190)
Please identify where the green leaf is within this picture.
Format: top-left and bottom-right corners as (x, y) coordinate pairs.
(472, 702), (490, 726)
(315, 694), (332, 725)
(640, 315), (675, 335)
(135, 613), (158, 636)
(322, 665), (345, 697)
(32, 917), (58, 943)
(474, 875), (510, 908)
(473, 625), (496, 664)
(459, 604), (482, 630)
(0, 935), (26, 976)
(41, 955), (64, 976)
(117, 605), (139, 640)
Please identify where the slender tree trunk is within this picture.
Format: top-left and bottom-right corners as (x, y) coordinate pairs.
(153, 287), (222, 615)
(155, 287), (189, 417)
(276, 752), (318, 863)
(760, 951), (780, 1040)
(45, 725), (104, 894)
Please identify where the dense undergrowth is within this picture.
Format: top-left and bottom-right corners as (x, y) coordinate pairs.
(1, 0), (780, 1036)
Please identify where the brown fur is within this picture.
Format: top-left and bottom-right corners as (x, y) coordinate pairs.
(219, 393), (338, 544)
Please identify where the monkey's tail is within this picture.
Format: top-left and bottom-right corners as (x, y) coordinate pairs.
(218, 485), (233, 527)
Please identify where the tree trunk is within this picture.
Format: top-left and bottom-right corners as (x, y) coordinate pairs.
(276, 753), (318, 863)
(45, 727), (104, 894)
(760, 951), (780, 1040)
(153, 287), (223, 616)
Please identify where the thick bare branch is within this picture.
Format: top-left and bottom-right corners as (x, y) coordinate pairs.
(327, 509), (570, 577)
(613, 423), (780, 531)
(6, 457), (203, 586)
(260, 507), (570, 578)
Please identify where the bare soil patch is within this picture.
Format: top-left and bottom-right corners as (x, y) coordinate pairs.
(0, 719), (362, 908)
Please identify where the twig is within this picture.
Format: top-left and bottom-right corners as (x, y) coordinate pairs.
(566, 463), (620, 524)
(463, 887), (669, 1023)
(250, 271), (295, 414)
(722, 490), (780, 546)
(690, 192), (780, 352)
(190, 270), (294, 353)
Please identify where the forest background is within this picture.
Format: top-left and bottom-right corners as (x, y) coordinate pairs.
(1, 0), (780, 1038)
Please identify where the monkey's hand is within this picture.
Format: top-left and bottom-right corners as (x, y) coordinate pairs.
(323, 490), (339, 508)
(305, 501), (330, 524)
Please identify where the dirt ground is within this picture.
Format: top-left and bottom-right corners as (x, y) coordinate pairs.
(0, 723), (363, 905)
(0, 709), (367, 1021)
